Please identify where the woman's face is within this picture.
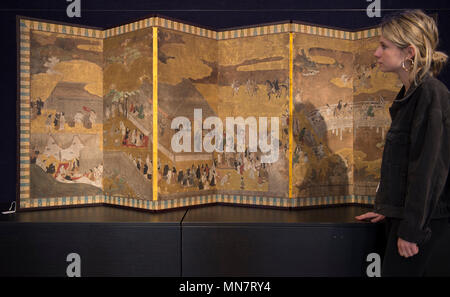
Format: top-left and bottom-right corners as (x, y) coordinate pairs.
(374, 35), (407, 73)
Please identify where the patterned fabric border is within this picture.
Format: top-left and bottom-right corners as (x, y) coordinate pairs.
(19, 17), (380, 41)
(101, 195), (375, 211)
(19, 195), (105, 209)
(21, 19), (103, 39)
(101, 16), (380, 40)
(19, 20), (31, 203)
(19, 193), (374, 211)
(291, 23), (380, 40)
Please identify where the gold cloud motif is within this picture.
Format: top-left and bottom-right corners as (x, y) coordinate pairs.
(219, 34), (288, 66)
(330, 76), (352, 89)
(31, 73), (63, 101)
(237, 60), (287, 72)
(53, 60), (103, 97)
(309, 55), (336, 64)
(77, 44), (102, 52)
(85, 81), (103, 98)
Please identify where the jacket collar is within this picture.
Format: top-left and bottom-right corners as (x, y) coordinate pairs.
(389, 72), (432, 120)
(393, 72), (432, 104)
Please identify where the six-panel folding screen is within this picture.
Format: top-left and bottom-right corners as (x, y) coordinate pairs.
(17, 16), (401, 211)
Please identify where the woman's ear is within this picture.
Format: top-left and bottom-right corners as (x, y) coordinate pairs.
(407, 45), (416, 59)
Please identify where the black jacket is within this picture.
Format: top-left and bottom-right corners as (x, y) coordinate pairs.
(374, 72), (450, 245)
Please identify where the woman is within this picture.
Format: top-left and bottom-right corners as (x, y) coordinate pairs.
(355, 9), (450, 276)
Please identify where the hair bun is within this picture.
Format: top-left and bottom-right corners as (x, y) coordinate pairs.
(432, 51), (448, 63)
(430, 51), (448, 76)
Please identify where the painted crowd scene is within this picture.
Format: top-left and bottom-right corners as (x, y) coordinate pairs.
(22, 17), (400, 210)
(29, 30), (104, 198)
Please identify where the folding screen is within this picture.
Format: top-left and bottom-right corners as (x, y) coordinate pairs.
(17, 16), (400, 211)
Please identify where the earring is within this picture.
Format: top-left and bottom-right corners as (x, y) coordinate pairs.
(401, 58), (414, 72)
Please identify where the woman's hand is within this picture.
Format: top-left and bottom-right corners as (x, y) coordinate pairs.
(355, 212), (386, 223)
(398, 238), (419, 258)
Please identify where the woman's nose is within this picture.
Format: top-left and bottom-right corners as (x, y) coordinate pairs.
(374, 47), (381, 58)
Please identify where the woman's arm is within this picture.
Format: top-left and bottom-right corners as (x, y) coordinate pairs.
(399, 89), (447, 245)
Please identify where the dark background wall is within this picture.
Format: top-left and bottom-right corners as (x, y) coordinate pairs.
(1, 0), (450, 210)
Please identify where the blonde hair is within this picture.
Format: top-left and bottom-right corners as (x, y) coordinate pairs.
(381, 9), (448, 86)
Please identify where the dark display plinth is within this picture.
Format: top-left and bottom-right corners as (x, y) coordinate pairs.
(182, 205), (385, 277)
(0, 206), (185, 276)
(1, 205), (449, 276)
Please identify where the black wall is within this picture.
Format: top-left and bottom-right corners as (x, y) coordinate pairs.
(1, 0), (450, 209)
